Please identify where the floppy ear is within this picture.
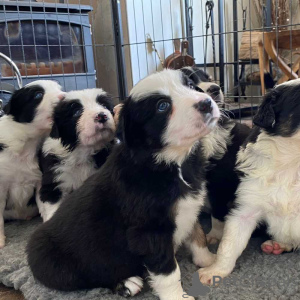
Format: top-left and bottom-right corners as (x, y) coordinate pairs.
(116, 102), (135, 148)
(49, 123), (60, 139)
(253, 91), (276, 128)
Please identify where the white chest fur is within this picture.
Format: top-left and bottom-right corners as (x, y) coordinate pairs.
(237, 131), (300, 247)
(173, 184), (206, 248)
(0, 147), (41, 210)
(54, 155), (97, 195)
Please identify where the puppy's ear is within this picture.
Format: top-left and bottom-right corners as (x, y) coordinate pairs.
(253, 91), (276, 128)
(49, 123), (60, 139)
(116, 101), (134, 147)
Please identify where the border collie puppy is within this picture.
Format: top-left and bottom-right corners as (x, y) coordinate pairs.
(0, 80), (65, 248)
(181, 67), (251, 244)
(37, 89), (116, 222)
(198, 79), (300, 284)
(27, 69), (220, 300)
(181, 66), (224, 104)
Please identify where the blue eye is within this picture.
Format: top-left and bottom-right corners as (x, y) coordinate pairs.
(73, 110), (82, 117)
(157, 101), (170, 112)
(34, 92), (43, 100)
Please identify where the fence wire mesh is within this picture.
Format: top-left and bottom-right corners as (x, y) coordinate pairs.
(1, 0), (300, 124)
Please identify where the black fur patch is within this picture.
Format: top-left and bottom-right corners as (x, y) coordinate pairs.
(96, 94), (115, 115)
(50, 100), (83, 151)
(117, 94), (172, 161)
(181, 67), (211, 85)
(254, 83), (300, 136)
(39, 153), (62, 204)
(205, 120), (251, 221)
(4, 85), (45, 123)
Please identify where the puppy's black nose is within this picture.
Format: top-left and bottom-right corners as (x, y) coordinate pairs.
(194, 99), (212, 114)
(207, 85), (221, 95)
(96, 112), (108, 123)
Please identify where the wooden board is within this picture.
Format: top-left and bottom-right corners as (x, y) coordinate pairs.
(239, 31), (262, 60)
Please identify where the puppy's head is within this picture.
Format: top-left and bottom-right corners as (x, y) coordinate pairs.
(118, 69), (220, 164)
(50, 89), (115, 151)
(181, 67), (224, 104)
(4, 80), (65, 130)
(253, 79), (300, 137)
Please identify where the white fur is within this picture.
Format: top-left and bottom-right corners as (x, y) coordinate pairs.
(199, 129), (300, 284)
(130, 69), (220, 166)
(174, 184), (206, 248)
(150, 263), (194, 300)
(38, 89), (115, 222)
(123, 277), (143, 297)
(201, 121), (234, 160)
(0, 80), (64, 247)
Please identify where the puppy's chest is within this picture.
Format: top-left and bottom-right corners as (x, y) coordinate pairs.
(0, 151), (40, 183)
(54, 157), (97, 193)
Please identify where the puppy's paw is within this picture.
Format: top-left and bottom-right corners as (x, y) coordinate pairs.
(206, 230), (222, 245)
(198, 265), (230, 286)
(193, 252), (216, 268)
(116, 276), (143, 297)
(261, 240), (293, 255)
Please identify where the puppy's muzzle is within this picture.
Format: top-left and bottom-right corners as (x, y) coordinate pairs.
(95, 112), (109, 123)
(194, 98), (212, 114)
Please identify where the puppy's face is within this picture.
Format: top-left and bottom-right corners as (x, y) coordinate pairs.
(4, 80), (65, 130)
(253, 79), (300, 137)
(181, 67), (224, 104)
(50, 89), (115, 150)
(119, 69), (220, 163)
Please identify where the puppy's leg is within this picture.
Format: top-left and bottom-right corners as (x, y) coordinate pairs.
(149, 261), (194, 300)
(261, 240), (293, 255)
(115, 276), (143, 297)
(207, 216), (224, 245)
(198, 205), (262, 285)
(185, 222), (216, 268)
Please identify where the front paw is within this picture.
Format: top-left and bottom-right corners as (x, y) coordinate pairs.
(198, 265), (231, 286)
(193, 252), (216, 268)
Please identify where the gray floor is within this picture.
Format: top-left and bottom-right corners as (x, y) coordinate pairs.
(0, 216), (299, 300)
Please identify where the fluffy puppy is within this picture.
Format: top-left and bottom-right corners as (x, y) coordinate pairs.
(0, 80), (65, 247)
(198, 79), (300, 284)
(37, 89), (116, 222)
(27, 69), (220, 300)
(181, 67), (251, 244)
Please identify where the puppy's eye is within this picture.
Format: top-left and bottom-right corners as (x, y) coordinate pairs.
(34, 92), (44, 100)
(157, 101), (170, 112)
(188, 82), (195, 90)
(102, 105), (107, 109)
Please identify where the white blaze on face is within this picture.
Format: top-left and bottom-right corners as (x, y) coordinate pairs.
(66, 89), (116, 147)
(25, 80), (65, 131)
(130, 69), (220, 151)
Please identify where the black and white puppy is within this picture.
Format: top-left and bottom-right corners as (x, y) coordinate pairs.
(198, 79), (300, 284)
(37, 89), (116, 222)
(27, 69), (220, 300)
(181, 67), (251, 244)
(0, 80), (65, 247)
(181, 66), (224, 104)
